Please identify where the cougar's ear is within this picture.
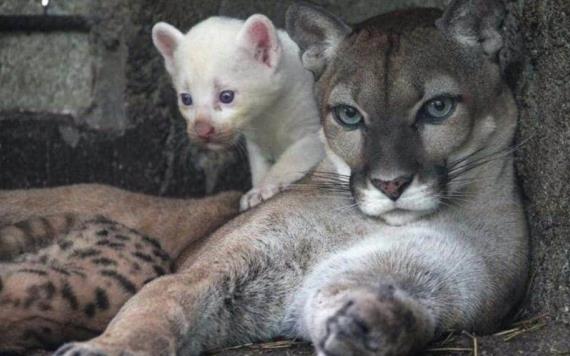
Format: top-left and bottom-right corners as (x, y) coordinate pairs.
(152, 22), (184, 74)
(286, 2), (351, 78)
(436, 0), (505, 58)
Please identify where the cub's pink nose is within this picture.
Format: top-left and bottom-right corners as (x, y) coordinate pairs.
(194, 121), (215, 139)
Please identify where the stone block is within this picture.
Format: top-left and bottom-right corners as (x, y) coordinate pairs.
(514, 0), (570, 325)
(0, 32), (92, 115)
(0, 0), (92, 16)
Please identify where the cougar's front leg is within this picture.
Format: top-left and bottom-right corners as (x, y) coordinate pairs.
(297, 236), (490, 356)
(54, 243), (297, 356)
(304, 282), (434, 356)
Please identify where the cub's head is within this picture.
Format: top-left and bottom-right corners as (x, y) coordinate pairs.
(287, 0), (517, 225)
(153, 15), (285, 150)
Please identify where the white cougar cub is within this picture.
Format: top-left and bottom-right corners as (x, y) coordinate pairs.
(152, 15), (323, 210)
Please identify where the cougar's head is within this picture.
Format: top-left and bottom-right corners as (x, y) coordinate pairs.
(287, 0), (517, 225)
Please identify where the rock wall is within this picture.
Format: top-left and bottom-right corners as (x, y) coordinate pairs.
(514, 0), (570, 324)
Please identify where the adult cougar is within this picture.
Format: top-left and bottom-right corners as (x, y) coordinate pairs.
(5, 0), (529, 355)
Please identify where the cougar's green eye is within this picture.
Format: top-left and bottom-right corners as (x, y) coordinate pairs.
(420, 96), (457, 123)
(332, 105), (363, 130)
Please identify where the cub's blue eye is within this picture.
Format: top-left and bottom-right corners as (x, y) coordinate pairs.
(219, 90), (235, 104)
(419, 96), (457, 123)
(180, 93), (193, 106)
(332, 105), (363, 130)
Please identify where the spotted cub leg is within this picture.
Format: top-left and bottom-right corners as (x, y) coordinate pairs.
(0, 214), (84, 261)
(0, 218), (174, 354)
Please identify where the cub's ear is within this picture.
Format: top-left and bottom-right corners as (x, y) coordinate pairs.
(237, 15), (282, 69)
(286, 2), (351, 77)
(152, 22), (184, 74)
(436, 0), (505, 58)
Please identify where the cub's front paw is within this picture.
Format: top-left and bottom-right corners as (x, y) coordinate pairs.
(54, 342), (131, 356)
(239, 184), (287, 211)
(317, 286), (415, 356)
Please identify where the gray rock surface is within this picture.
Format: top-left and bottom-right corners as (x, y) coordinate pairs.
(0, 32), (92, 115)
(0, 0), (46, 16)
(0, 0), (92, 16)
(513, 0), (570, 326)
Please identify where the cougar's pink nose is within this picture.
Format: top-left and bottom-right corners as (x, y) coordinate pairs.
(371, 175), (414, 201)
(194, 121), (215, 139)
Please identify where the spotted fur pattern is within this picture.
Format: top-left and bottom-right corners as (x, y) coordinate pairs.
(0, 185), (241, 354)
(0, 214), (82, 260)
(0, 216), (173, 353)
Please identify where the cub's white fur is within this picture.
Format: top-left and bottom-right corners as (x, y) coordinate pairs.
(152, 16), (323, 210)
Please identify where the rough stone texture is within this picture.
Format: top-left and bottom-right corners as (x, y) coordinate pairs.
(0, 1), (130, 131)
(0, 32), (92, 115)
(216, 0), (447, 27)
(0, 0), (92, 16)
(43, 0), (92, 17)
(0, 112), (208, 195)
(1, 0), (570, 355)
(514, 0), (570, 326)
(307, 0), (448, 23)
(0, 0), (46, 16)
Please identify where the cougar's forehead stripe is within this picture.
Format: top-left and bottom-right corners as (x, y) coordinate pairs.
(328, 84), (357, 106)
(423, 76), (462, 99)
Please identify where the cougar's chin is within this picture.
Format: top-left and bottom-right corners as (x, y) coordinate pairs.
(352, 176), (441, 226)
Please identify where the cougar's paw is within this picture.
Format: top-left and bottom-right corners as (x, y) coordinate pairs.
(54, 342), (130, 356)
(318, 285), (415, 356)
(239, 184), (287, 211)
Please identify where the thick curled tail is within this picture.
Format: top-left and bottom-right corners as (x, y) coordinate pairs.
(0, 214), (81, 260)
